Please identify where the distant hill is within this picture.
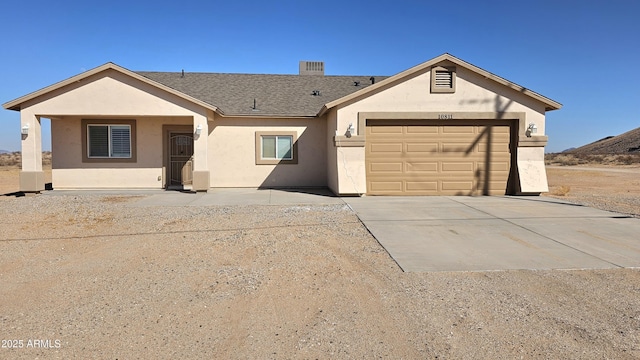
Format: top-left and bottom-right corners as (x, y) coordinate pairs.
(0, 150), (11, 154)
(569, 127), (640, 154)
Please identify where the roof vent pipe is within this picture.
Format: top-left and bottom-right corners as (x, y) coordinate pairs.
(181, 69), (184, 78)
(370, 76), (375, 84)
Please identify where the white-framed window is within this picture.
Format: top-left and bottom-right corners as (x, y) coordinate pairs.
(87, 124), (132, 158)
(255, 131), (298, 165)
(82, 119), (136, 163)
(261, 135), (293, 160)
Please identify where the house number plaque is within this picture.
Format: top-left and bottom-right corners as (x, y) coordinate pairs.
(438, 114), (453, 119)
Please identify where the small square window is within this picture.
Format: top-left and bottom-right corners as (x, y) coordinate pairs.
(261, 135), (292, 160)
(255, 131), (298, 165)
(82, 119), (136, 163)
(88, 125), (132, 158)
(431, 66), (456, 93)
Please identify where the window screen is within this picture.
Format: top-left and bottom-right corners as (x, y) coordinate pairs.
(88, 125), (131, 158)
(262, 135), (292, 160)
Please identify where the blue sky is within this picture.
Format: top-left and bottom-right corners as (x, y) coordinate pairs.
(1, 0), (638, 153)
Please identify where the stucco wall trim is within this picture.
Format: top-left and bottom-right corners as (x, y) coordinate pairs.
(20, 171), (45, 192)
(333, 135), (365, 147)
(518, 136), (549, 147)
(254, 131), (299, 165)
(357, 111), (528, 137)
(81, 119), (137, 163)
(357, 111), (549, 150)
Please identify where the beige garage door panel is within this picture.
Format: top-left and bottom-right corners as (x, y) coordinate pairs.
(370, 162), (403, 172)
(406, 143), (439, 152)
(441, 162), (475, 171)
(406, 181), (438, 191)
(370, 125), (403, 134)
(442, 181), (474, 191)
(366, 121), (512, 196)
(370, 143), (403, 153)
(442, 126), (475, 134)
(406, 162), (438, 172)
(369, 181), (404, 192)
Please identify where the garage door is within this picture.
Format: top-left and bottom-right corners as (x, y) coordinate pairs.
(366, 120), (512, 196)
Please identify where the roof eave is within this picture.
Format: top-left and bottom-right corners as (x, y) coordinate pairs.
(436, 54), (563, 111)
(3, 63), (115, 111)
(321, 53), (562, 113)
(2, 62), (221, 114)
(317, 104), (329, 117)
(219, 114), (317, 119)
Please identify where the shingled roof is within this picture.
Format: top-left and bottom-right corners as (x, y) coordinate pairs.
(4, 54), (560, 115)
(136, 72), (388, 117)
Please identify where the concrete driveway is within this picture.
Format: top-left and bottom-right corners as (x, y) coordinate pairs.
(344, 196), (640, 272)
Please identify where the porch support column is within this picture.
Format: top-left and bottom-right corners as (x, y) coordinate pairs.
(20, 111), (45, 192)
(516, 118), (549, 195)
(192, 113), (210, 191)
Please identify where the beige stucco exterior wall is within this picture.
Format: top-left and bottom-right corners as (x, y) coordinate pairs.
(14, 61), (553, 194)
(325, 109), (339, 194)
(19, 69), (210, 190)
(21, 69), (208, 116)
(517, 147), (549, 193)
(331, 64), (549, 195)
(208, 116), (327, 188)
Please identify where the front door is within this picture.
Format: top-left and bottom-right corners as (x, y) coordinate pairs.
(169, 133), (194, 187)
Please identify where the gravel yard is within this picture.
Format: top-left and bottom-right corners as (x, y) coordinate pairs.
(545, 165), (640, 218)
(1, 192), (640, 359)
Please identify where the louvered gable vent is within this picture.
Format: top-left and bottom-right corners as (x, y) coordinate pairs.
(435, 70), (453, 88)
(430, 66), (456, 93)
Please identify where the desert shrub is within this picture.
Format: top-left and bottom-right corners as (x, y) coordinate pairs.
(42, 151), (52, 166)
(550, 185), (571, 196)
(545, 153), (640, 166)
(546, 154), (580, 166)
(0, 152), (21, 167)
(617, 154), (640, 165)
(0, 151), (52, 167)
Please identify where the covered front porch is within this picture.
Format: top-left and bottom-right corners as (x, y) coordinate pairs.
(3, 63), (217, 193)
(18, 115), (211, 192)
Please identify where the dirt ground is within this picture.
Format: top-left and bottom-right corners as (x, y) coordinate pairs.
(2, 165), (638, 217)
(1, 166), (640, 359)
(0, 165), (52, 195)
(545, 165), (640, 218)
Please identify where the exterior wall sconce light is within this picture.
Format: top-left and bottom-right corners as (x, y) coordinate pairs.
(346, 123), (355, 137)
(526, 123), (537, 137)
(195, 124), (202, 136)
(21, 123), (29, 135)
